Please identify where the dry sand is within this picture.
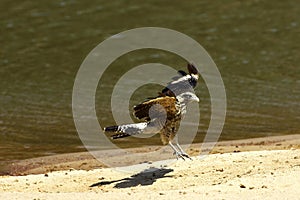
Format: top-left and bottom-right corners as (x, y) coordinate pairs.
(0, 135), (300, 199)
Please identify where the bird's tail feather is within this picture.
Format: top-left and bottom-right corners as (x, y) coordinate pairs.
(104, 125), (119, 132)
(104, 122), (148, 139)
(111, 132), (131, 139)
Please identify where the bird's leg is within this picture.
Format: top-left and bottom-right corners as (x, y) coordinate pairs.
(168, 141), (185, 160)
(174, 136), (192, 160)
(176, 144), (192, 160)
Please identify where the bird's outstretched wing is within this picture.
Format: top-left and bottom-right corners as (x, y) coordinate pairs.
(133, 96), (178, 121)
(160, 63), (199, 97)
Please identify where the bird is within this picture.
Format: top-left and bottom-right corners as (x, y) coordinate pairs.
(104, 63), (199, 160)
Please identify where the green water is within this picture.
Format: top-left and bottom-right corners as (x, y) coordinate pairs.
(0, 0), (299, 166)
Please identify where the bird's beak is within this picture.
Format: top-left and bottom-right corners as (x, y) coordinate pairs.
(192, 95), (200, 102)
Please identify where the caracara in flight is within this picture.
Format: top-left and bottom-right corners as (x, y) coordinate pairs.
(104, 63), (199, 160)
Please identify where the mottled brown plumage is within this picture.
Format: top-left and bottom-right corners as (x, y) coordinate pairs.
(133, 96), (182, 145)
(133, 96), (179, 121)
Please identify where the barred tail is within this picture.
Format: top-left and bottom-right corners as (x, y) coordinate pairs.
(103, 126), (128, 139)
(104, 126), (119, 132)
(111, 132), (131, 139)
(104, 122), (148, 139)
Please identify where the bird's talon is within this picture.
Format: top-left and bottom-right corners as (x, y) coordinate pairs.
(173, 152), (188, 160)
(183, 154), (192, 160)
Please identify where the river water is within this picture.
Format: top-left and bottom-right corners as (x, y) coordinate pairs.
(0, 0), (299, 166)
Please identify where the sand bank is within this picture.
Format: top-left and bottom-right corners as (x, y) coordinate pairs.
(1, 149), (300, 199)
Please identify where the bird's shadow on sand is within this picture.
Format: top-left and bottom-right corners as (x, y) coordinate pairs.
(90, 167), (174, 188)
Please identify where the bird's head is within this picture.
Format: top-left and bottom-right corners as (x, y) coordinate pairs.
(177, 92), (199, 104)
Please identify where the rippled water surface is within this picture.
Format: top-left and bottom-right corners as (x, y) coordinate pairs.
(0, 0), (299, 166)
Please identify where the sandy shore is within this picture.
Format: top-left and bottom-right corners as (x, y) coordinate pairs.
(1, 135), (300, 199)
(3, 134), (300, 176)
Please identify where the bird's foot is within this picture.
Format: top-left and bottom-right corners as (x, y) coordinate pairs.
(173, 151), (185, 160)
(173, 151), (192, 160)
(181, 153), (193, 160)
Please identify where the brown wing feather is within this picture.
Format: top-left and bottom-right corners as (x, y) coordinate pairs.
(133, 96), (178, 120)
(187, 63), (198, 74)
